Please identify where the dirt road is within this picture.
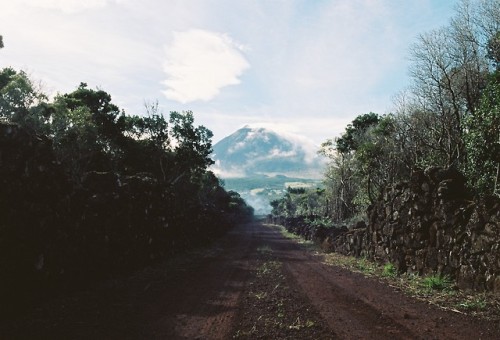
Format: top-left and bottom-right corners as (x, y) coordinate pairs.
(2, 222), (499, 339)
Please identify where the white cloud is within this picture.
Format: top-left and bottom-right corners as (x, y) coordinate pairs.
(211, 163), (246, 178)
(241, 123), (322, 162)
(0, 0), (457, 146)
(162, 29), (250, 103)
(227, 141), (246, 154)
(21, 0), (123, 13)
(267, 148), (297, 159)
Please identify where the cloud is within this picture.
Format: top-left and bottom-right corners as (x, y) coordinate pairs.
(162, 29), (250, 103)
(240, 193), (272, 215)
(243, 123), (322, 163)
(0, 0), (456, 147)
(267, 148), (297, 159)
(211, 161), (246, 178)
(227, 141), (246, 154)
(21, 0), (123, 13)
(197, 0), (452, 145)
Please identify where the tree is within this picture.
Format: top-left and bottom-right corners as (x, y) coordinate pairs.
(335, 112), (380, 154)
(0, 65), (255, 303)
(118, 102), (173, 180)
(410, 29), (469, 166)
(464, 77), (500, 195)
(334, 114), (383, 198)
(143, 101), (170, 150)
(407, 0), (500, 169)
(170, 111), (214, 180)
(319, 113), (380, 221)
(270, 186), (328, 226)
(487, 32), (500, 68)
(0, 35), (3, 49)
(49, 84), (131, 181)
(0, 68), (49, 132)
(60, 83), (126, 143)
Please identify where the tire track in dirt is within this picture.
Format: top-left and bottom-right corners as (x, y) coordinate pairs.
(262, 223), (500, 340)
(231, 237), (334, 338)
(2, 222), (499, 339)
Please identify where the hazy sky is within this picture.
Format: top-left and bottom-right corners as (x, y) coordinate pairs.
(0, 0), (457, 145)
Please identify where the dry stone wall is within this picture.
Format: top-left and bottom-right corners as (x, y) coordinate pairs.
(325, 167), (500, 293)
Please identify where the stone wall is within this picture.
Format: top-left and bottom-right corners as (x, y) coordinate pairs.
(325, 167), (500, 293)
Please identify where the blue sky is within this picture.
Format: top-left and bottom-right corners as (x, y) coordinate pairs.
(0, 0), (457, 145)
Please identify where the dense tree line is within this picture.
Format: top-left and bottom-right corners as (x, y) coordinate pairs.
(273, 0), (499, 224)
(0, 65), (253, 309)
(0, 70), (253, 226)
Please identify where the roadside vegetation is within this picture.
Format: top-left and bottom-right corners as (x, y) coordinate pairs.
(269, 0), (500, 301)
(272, 0), (499, 224)
(276, 223), (500, 321)
(329, 254), (500, 321)
(0, 65), (253, 311)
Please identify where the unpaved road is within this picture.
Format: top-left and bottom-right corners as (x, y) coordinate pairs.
(2, 222), (499, 339)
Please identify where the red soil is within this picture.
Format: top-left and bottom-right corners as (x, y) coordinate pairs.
(1, 222), (498, 339)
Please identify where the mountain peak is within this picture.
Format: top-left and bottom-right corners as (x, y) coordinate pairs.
(212, 126), (325, 179)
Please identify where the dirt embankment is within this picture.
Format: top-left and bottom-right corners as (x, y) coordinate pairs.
(2, 222), (499, 339)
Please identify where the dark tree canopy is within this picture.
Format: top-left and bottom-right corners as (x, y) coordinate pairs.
(336, 112), (380, 154)
(0, 69), (254, 305)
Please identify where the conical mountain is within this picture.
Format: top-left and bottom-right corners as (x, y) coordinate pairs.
(212, 125), (324, 179)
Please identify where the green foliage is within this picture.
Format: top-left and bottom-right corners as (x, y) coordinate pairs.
(486, 31), (500, 67)
(319, 112), (405, 222)
(422, 274), (452, 291)
(170, 110), (214, 177)
(356, 257), (377, 274)
(335, 112), (380, 154)
(0, 68), (48, 131)
(271, 186), (327, 219)
(464, 77), (500, 196)
(316, 0), (500, 222)
(382, 263), (397, 278)
(458, 297), (487, 311)
(0, 67), (254, 305)
(305, 216), (332, 229)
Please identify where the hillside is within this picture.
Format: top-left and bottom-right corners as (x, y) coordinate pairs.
(212, 126), (325, 214)
(212, 125), (325, 179)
